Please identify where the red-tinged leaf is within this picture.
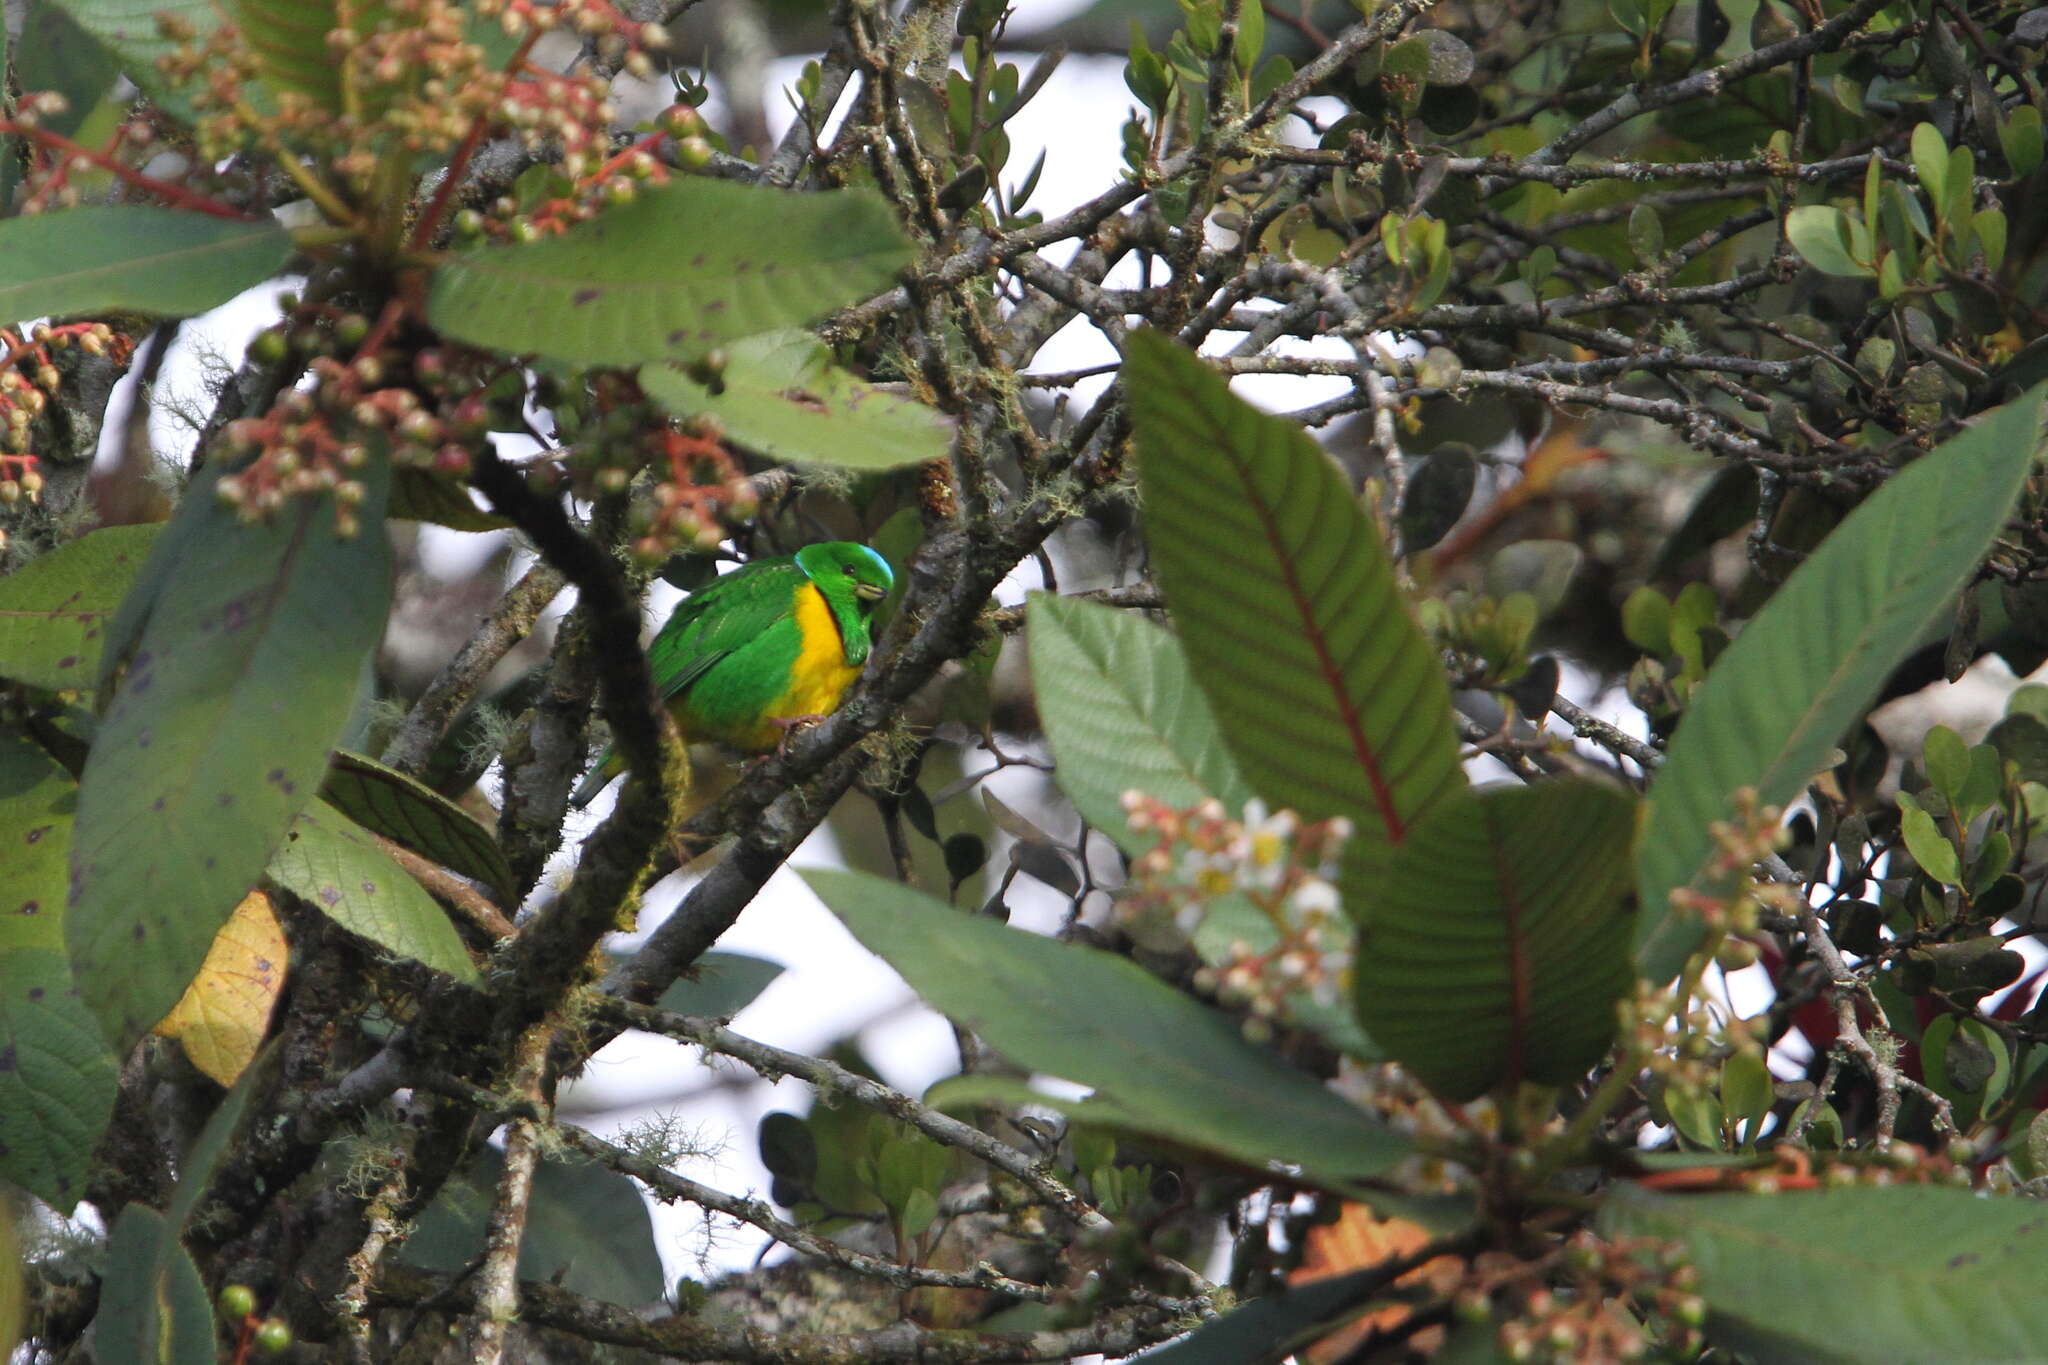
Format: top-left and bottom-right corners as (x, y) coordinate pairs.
(1352, 780), (1637, 1101)
(1124, 329), (1465, 879)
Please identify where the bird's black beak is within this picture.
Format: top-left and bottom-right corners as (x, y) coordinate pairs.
(855, 582), (887, 602)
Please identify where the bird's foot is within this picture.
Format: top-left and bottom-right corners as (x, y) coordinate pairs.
(770, 713), (829, 756)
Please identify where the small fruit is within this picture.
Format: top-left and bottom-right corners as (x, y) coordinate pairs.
(253, 1317), (293, 1355)
(218, 1283), (258, 1320)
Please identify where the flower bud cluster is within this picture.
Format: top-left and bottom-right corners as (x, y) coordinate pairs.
(1469, 1233), (1702, 1365)
(1120, 793), (1354, 1029)
(211, 329), (479, 535)
(623, 426), (754, 564)
(0, 454), (44, 516)
(141, 0), (674, 232)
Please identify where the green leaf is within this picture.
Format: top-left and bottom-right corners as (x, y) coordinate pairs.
(43, 0), (219, 120)
(1027, 592), (1253, 855)
(18, 0), (118, 142)
(0, 207), (289, 324)
(267, 799), (480, 983)
(1911, 123), (1949, 206)
(0, 728), (117, 1211)
(1898, 801), (1960, 885)
(1351, 780), (1636, 1101)
(1621, 586), (1673, 656)
(231, 0), (387, 113)
(639, 331), (953, 470)
(1600, 1184), (2048, 1364)
(1921, 725), (1969, 805)
(0, 525), (161, 691)
(427, 180), (913, 369)
(405, 1145), (666, 1306)
(1124, 330), (1464, 880)
(2002, 105), (2044, 180)
(320, 749), (514, 900)
(388, 467), (511, 530)
(1785, 205), (1873, 278)
(653, 950), (783, 1018)
(1636, 389), (2047, 980)
(94, 1205), (216, 1365)
(1719, 1050), (1773, 1130)
(807, 867), (1409, 1188)
(997, 664), (1366, 1058)
(67, 460), (395, 1051)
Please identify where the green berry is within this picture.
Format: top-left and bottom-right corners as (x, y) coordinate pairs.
(217, 1284), (258, 1321)
(253, 1317), (293, 1355)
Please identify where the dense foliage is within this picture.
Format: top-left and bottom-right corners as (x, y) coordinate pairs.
(1, 0), (2047, 1360)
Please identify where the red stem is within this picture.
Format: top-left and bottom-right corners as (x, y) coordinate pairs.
(0, 121), (256, 221)
(407, 29), (543, 251)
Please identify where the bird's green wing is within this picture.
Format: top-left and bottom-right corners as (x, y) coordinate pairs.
(646, 558), (806, 703)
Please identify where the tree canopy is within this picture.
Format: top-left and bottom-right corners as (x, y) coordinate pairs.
(2, 0), (2048, 1360)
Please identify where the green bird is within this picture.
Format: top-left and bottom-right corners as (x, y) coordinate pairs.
(570, 541), (895, 809)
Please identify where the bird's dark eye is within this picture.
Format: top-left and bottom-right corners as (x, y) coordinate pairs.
(843, 566), (857, 577)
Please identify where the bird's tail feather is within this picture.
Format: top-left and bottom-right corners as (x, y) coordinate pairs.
(568, 743), (615, 809)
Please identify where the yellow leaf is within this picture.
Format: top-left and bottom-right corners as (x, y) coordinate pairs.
(153, 891), (287, 1086)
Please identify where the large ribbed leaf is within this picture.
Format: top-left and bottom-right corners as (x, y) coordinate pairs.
(639, 331), (953, 470)
(0, 728), (116, 1212)
(233, 0), (363, 112)
(0, 525), (160, 691)
(67, 462), (393, 1051)
(1637, 388), (2046, 981)
(1125, 331), (1464, 881)
(1352, 780), (1637, 1101)
(0, 207), (289, 326)
(1027, 591), (1252, 854)
(427, 181), (912, 369)
(321, 749), (514, 900)
(1600, 1185), (2048, 1364)
(808, 868), (1409, 1187)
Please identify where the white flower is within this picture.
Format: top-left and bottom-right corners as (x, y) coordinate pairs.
(1289, 876), (1341, 918)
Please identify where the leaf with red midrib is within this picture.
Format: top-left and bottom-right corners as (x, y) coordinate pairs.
(1124, 330), (1464, 877)
(1351, 780), (1637, 1101)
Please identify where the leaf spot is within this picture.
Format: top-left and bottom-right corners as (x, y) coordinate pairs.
(572, 288), (602, 306)
(57, 655), (78, 669)
(25, 824), (50, 844)
(320, 886), (342, 905)
(16, 901), (38, 916)
(360, 880), (378, 895)
(27, 987), (43, 1001)
(0, 1045), (16, 1072)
